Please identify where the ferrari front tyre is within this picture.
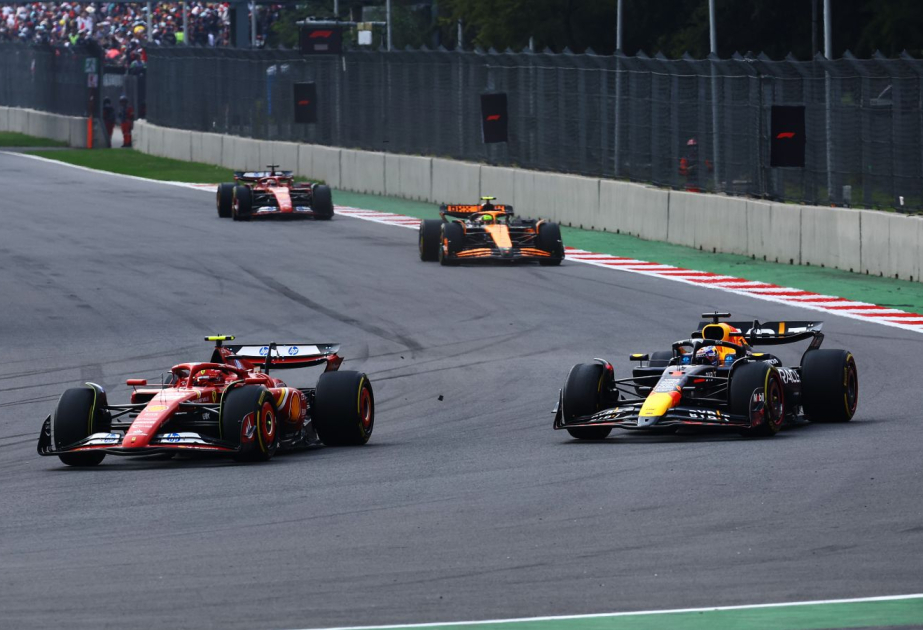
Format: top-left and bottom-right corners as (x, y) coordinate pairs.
(419, 219), (442, 261)
(439, 222), (463, 266)
(52, 386), (110, 466)
(801, 350), (858, 423)
(730, 362), (784, 437)
(233, 186), (253, 222)
(561, 363), (612, 440)
(312, 184), (334, 220)
(221, 385), (279, 462)
(216, 183), (234, 218)
(313, 371), (374, 446)
(537, 222), (564, 266)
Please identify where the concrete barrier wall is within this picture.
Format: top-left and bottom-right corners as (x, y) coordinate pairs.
(860, 211), (922, 282)
(340, 149), (386, 195)
(0, 107), (89, 147)
(801, 205), (862, 273)
(479, 165), (518, 210)
(191, 131), (224, 166)
(386, 154), (432, 201)
(431, 158), (480, 204)
(308, 145), (342, 188)
(121, 118), (923, 284)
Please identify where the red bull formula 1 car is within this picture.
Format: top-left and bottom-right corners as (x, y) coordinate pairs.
(37, 336), (374, 466)
(216, 165), (334, 221)
(418, 197), (564, 266)
(554, 312), (858, 440)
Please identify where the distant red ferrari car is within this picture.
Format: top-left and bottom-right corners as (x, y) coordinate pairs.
(37, 336), (374, 466)
(216, 165), (334, 221)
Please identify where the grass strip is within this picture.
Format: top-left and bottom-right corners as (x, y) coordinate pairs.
(0, 132), (67, 147)
(30, 148), (235, 183)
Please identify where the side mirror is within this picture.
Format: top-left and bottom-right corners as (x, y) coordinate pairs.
(629, 354), (650, 362)
(126, 379), (147, 386)
(244, 377), (264, 385)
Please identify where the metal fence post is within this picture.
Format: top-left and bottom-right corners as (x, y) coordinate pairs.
(614, 54), (622, 177)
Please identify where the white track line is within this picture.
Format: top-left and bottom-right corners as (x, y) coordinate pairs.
(7, 151), (923, 335)
(282, 593), (923, 630)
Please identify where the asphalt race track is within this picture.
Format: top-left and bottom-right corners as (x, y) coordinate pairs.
(1, 151), (922, 630)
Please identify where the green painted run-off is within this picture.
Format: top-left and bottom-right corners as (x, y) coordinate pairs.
(335, 597), (923, 630)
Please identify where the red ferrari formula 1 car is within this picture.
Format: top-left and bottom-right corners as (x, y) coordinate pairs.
(216, 165), (334, 221)
(37, 336), (374, 466)
(418, 197), (565, 266)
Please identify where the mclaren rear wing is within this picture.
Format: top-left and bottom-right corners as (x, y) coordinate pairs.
(439, 203), (514, 218)
(695, 320), (824, 346)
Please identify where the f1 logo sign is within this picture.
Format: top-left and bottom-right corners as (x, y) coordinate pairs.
(480, 93), (508, 144)
(770, 106), (805, 168)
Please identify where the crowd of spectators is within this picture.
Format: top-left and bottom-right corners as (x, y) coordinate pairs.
(0, 2), (269, 67)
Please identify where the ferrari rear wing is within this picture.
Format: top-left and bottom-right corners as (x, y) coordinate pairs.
(234, 170), (294, 181)
(228, 343), (340, 369)
(696, 320), (824, 346)
(207, 337), (343, 372)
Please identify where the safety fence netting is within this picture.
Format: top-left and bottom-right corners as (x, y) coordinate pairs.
(0, 42), (96, 117)
(6, 41), (922, 211)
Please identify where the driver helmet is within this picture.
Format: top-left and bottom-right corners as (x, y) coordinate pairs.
(695, 346), (718, 365)
(480, 213), (495, 224)
(194, 369), (223, 385)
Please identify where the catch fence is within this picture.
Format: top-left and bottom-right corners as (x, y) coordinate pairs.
(0, 43), (95, 117)
(5, 41), (922, 211)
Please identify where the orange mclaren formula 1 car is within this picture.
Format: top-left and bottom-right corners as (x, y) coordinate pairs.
(37, 336), (374, 466)
(554, 312), (859, 440)
(418, 197), (565, 266)
(216, 165), (334, 221)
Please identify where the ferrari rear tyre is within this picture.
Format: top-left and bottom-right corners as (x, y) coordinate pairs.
(233, 186), (253, 222)
(731, 362), (784, 437)
(216, 183), (234, 218)
(801, 350), (858, 423)
(439, 222), (463, 266)
(537, 222), (564, 266)
(221, 385), (279, 462)
(314, 371), (374, 446)
(53, 386), (110, 466)
(561, 363), (612, 440)
(419, 219), (442, 261)
(312, 184), (334, 220)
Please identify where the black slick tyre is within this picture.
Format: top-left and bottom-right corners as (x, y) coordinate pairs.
(561, 363), (612, 440)
(439, 222), (463, 266)
(730, 362), (784, 437)
(216, 183), (234, 218)
(233, 186), (253, 222)
(221, 385), (279, 462)
(537, 222), (564, 266)
(801, 350), (858, 423)
(53, 386), (109, 466)
(313, 371), (374, 446)
(419, 219), (442, 261)
(312, 184), (334, 220)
